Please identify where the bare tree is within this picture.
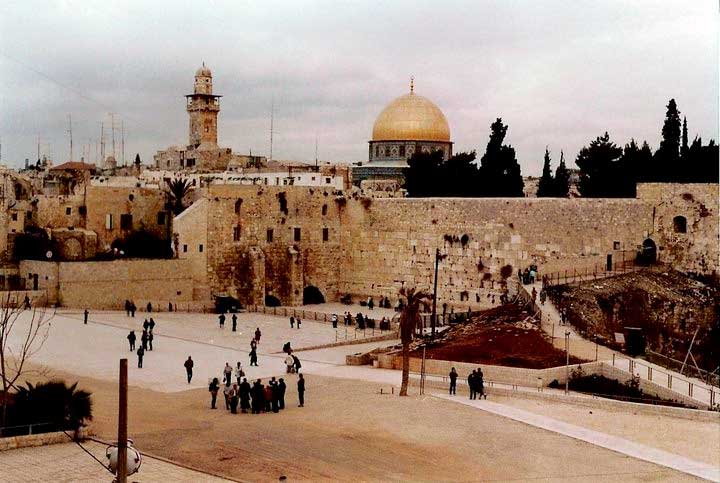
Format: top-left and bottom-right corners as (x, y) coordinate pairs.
(398, 287), (430, 396)
(0, 292), (53, 427)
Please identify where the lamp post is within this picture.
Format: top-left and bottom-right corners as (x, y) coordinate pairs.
(565, 332), (570, 395)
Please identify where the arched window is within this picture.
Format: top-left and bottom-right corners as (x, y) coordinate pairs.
(234, 198), (243, 214)
(673, 216), (687, 233)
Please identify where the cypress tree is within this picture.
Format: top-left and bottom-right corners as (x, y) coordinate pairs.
(536, 147), (554, 197)
(479, 118), (524, 197)
(554, 151), (570, 197)
(654, 99), (681, 181)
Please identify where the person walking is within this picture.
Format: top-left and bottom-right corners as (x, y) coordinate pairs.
(250, 337), (258, 351)
(449, 367), (458, 395)
(130, 302), (136, 318)
(477, 367), (486, 399)
(223, 382), (233, 410)
(147, 331), (154, 351)
(231, 313), (238, 332)
(149, 318), (156, 332)
(239, 378), (251, 413)
(297, 373), (305, 407)
(249, 347), (258, 366)
(184, 356), (194, 383)
(278, 378), (287, 410)
(289, 316), (295, 329)
(468, 370), (477, 400)
(219, 313), (226, 329)
(235, 361), (244, 385)
(209, 377), (220, 409)
(125, 300), (131, 317)
(83, 309), (89, 325)
(531, 287), (537, 303)
(229, 384), (239, 414)
(254, 327), (262, 344)
(127, 331), (136, 351)
(223, 362), (233, 385)
(136, 346), (145, 368)
(141, 330), (149, 351)
(539, 290), (547, 306)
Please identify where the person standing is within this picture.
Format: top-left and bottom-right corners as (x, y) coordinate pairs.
(231, 313), (238, 332)
(235, 361), (244, 385)
(125, 300), (131, 317)
(278, 378), (287, 410)
(130, 302), (136, 318)
(264, 382), (273, 413)
(229, 384), (239, 414)
(468, 370), (476, 400)
(449, 367), (458, 395)
(143, 319), (149, 331)
(141, 330), (149, 351)
(146, 302), (153, 313)
(292, 354), (302, 373)
(297, 373), (305, 407)
(184, 356), (194, 383)
(223, 362), (233, 386)
(249, 347), (258, 366)
(289, 316), (295, 329)
(208, 377), (220, 409)
(477, 367), (486, 399)
(254, 327), (262, 344)
(331, 314), (338, 328)
(531, 287), (537, 303)
(223, 382), (233, 410)
(239, 378), (251, 413)
(136, 346), (145, 368)
(127, 331), (136, 351)
(270, 377), (280, 413)
(251, 380), (263, 414)
(218, 313), (226, 329)
(296, 318), (301, 330)
(147, 331), (154, 351)
(285, 353), (295, 374)
(149, 318), (156, 332)
(83, 309), (89, 325)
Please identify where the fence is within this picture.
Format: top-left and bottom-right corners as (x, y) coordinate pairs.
(246, 304), (399, 330)
(541, 256), (641, 289)
(644, 350), (720, 388)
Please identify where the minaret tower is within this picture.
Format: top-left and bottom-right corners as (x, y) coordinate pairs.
(186, 63), (221, 148)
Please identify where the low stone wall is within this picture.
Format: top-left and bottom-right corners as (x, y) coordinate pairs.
(0, 431), (71, 451)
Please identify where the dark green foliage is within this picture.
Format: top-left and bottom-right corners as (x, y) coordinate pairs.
(9, 380), (92, 433)
(134, 153), (141, 166)
(681, 117), (689, 160)
(654, 99), (682, 180)
(553, 151), (571, 197)
(111, 229), (172, 259)
(576, 132), (626, 197)
(166, 178), (192, 215)
(479, 118), (524, 197)
(536, 148), (554, 197)
(13, 226), (54, 260)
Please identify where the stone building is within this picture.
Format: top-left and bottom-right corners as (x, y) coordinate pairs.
(352, 79), (453, 186)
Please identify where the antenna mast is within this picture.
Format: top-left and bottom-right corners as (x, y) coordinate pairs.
(315, 133), (318, 167)
(37, 135), (40, 163)
(67, 114), (73, 161)
(100, 122), (105, 163)
(110, 113), (116, 158)
(121, 119), (125, 166)
(269, 99), (274, 162)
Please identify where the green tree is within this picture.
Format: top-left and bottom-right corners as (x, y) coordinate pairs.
(575, 132), (625, 197)
(134, 153), (141, 166)
(405, 150), (445, 197)
(479, 118), (524, 197)
(686, 137), (720, 183)
(536, 147), (555, 197)
(681, 117), (689, 160)
(654, 99), (681, 180)
(166, 178), (193, 215)
(553, 151), (570, 197)
(398, 287), (430, 396)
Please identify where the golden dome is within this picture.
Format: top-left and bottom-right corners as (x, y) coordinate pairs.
(372, 89), (450, 142)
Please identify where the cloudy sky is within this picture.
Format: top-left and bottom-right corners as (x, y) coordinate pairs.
(0, 0), (717, 175)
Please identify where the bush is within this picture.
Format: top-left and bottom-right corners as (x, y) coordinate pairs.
(7, 380), (92, 434)
(13, 227), (54, 260)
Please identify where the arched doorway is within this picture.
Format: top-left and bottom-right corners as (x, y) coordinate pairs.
(303, 286), (325, 305)
(638, 238), (657, 265)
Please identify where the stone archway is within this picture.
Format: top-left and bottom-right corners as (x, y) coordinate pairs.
(638, 238), (657, 265)
(303, 285), (325, 305)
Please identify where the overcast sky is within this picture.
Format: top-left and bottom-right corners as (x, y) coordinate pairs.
(0, 0), (717, 175)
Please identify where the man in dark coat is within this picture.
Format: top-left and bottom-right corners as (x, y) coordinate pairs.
(231, 313), (238, 332)
(270, 377), (280, 413)
(239, 378), (251, 413)
(297, 373), (305, 407)
(449, 367), (458, 395)
(278, 378), (287, 410)
(184, 356), (194, 383)
(141, 330), (149, 350)
(147, 331), (154, 351)
(149, 318), (156, 332)
(143, 319), (150, 331)
(136, 346), (144, 368)
(219, 313), (226, 328)
(468, 370), (477, 400)
(251, 380), (263, 414)
(83, 309), (89, 325)
(127, 331), (136, 351)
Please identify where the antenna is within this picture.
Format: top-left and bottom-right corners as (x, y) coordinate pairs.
(121, 119), (125, 166)
(67, 114), (73, 161)
(269, 99), (274, 162)
(100, 122), (105, 163)
(315, 132), (318, 167)
(37, 134), (40, 163)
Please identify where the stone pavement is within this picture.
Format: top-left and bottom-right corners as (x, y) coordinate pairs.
(434, 394), (720, 482)
(0, 441), (232, 482)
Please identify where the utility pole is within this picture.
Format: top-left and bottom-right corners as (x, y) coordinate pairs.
(110, 113), (116, 158)
(117, 358), (128, 483)
(314, 133), (318, 168)
(121, 120), (125, 166)
(565, 331), (570, 395)
(37, 135), (40, 164)
(67, 114), (73, 161)
(100, 122), (105, 164)
(431, 248), (440, 339)
(269, 100), (274, 162)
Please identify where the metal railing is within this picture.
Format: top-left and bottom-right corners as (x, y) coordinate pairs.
(541, 258), (641, 289)
(247, 304), (399, 330)
(0, 421), (58, 437)
(644, 350), (720, 388)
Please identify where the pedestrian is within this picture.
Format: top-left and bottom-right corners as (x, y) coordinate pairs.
(285, 353), (295, 374)
(264, 382), (273, 412)
(229, 384), (239, 414)
(83, 308), (89, 325)
(251, 380), (263, 414)
(147, 331), (154, 351)
(468, 370), (476, 400)
(254, 327), (262, 343)
(146, 302), (153, 313)
(219, 313), (226, 329)
(141, 330), (149, 350)
(250, 338), (257, 351)
(368, 297), (374, 310)
(149, 318), (155, 332)
(449, 367), (458, 395)
(531, 287), (537, 303)
(539, 290), (547, 306)
(290, 316), (295, 328)
(23, 295), (31, 309)
(270, 377), (279, 413)
(223, 362), (233, 385)
(235, 361), (244, 385)
(231, 313), (237, 332)
(184, 356), (194, 383)
(296, 318), (301, 329)
(331, 314), (338, 328)
(278, 378), (286, 410)
(136, 346), (144, 368)
(297, 373), (305, 407)
(127, 330), (136, 351)
(130, 302), (136, 318)
(239, 378), (251, 413)
(208, 377), (220, 409)
(168, 301), (173, 312)
(477, 367), (486, 399)
(292, 354), (302, 373)
(143, 319), (149, 331)
(249, 347), (258, 366)
(125, 300), (131, 317)
(223, 382), (233, 410)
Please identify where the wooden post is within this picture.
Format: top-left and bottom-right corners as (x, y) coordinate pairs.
(117, 358), (128, 483)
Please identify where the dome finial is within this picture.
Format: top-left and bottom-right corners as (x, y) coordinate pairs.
(410, 76), (414, 94)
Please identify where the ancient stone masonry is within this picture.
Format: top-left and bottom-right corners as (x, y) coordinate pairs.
(175, 183), (718, 308)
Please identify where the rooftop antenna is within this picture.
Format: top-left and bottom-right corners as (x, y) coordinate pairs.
(121, 119), (125, 166)
(110, 113), (116, 158)
(37, 134), (40, 164)
(315, 132), (318, 167)
(67, 114), (73, 161)
(100, 122), (105, 163)
(269, 98), (274, 162)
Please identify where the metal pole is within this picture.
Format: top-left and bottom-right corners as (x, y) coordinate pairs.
(565, 332), (570, 395)
(117, 358), (128, 483)
(595, 335), (598, 361)
(431, 248), (440, 339)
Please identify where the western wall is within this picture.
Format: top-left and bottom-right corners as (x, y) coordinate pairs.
(175, 182), (718, 309)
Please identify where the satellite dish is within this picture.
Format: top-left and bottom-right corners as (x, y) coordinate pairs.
(45, 251), (53, 259)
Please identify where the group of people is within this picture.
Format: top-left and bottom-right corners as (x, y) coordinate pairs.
(217, 312), (240, 331)
(208, 368), (306, 414)
(123, 299), (138, 317)
(519, 265), (539, 285)
(288, 316), (302, 329)
(126, 318), (157, 368)
(448, 366), (487, 400)
(331, 312), (383, 330)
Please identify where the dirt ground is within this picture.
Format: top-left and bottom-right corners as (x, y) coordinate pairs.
(414, 304), (587, 368)
(23, 366), (694, 482)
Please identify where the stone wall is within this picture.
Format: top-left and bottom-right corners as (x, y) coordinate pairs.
(18, 259), (193, 309)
